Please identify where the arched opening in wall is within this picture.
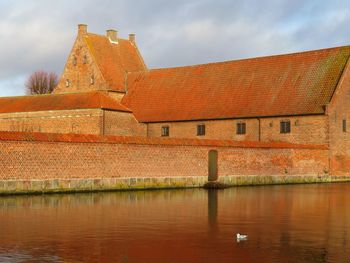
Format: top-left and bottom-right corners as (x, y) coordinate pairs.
(208, 150), (218, 181)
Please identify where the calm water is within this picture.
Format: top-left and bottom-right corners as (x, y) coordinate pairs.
(1, 183), (350, 263)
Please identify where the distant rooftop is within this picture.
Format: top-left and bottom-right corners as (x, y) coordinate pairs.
(0, 91), (131, 114)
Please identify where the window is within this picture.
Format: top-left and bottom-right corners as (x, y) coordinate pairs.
(280, 120), (291, 134)
(197, 124), (205, 136)
(83, 55), (88, 64)
(236, 123), (246, 135)
(90, 75), (94, 85)
(65, 79), (70, 87)
(73, 56), (77, 66)
(343, 119), (347, 132)
(161, 126), (169, 137)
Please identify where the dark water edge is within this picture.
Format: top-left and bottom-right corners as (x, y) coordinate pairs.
(1, 183), (350, 263)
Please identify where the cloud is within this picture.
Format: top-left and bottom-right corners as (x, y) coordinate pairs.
(0, 0), (350, 95)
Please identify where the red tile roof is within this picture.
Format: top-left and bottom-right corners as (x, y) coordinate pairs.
(85, 33), (147, 92)
(123, 46), (350, 122)
(0, 131), (328, 149)
(0, 92), (131, 114)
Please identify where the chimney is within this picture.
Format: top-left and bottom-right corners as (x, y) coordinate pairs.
(129, 33), (136, 44)
(107, 29), (118, 42)
(78, 24), (87, 36)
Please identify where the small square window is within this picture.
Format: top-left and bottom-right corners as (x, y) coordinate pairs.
(161, 126), (169, 137)
(197, 124), (205, 136)
(343, 119), (347, 132)
(280, 120), (291, 134)
(236, 123), (246, 135)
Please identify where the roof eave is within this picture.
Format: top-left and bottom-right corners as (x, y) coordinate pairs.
(138, 112), (327, 124)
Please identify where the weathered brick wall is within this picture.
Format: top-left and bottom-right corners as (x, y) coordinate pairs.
(103, 110), (146, 136)
(328, 61), (350, 175)
(146, 115), (328, 145)
(260, 115), (328, 144)
(54, 32), (108, 94)
(219, 147), (329, 176)
(0, 133), (329, 180)
(0, 109), (102, 134)
(0, 109), (147, 137)
(146, 119), (259, 141)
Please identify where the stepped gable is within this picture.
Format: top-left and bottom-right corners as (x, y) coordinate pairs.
(123, 45), (350, 122)
(84, 32), (147, 92)
(0, 91), (131, 114)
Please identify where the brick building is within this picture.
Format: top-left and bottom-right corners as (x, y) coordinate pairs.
(0, 24), (350, 174)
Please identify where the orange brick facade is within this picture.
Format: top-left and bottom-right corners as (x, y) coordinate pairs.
(0, 109), (102, 134)
(0, 108), (329, 145)
(0, 132), (328, 181)
(328, 60), (350, 175)
(103, 110), (146, 136)
(54, 25), (109, 94)
(0, 109), (145, 136)
(146, 115), (328, 145)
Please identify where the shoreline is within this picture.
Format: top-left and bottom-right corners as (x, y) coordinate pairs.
(1, 175), (350, 196)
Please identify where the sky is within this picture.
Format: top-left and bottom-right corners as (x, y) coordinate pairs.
(1, 0), (350, 96)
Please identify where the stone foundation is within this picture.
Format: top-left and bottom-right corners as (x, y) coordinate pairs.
(1, 175), (350, 195)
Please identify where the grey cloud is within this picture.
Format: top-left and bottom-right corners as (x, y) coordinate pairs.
(1, 0), (350, 96)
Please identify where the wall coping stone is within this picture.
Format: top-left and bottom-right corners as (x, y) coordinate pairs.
(0, 131), (328, 150)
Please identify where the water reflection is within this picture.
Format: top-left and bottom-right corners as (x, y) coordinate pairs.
(0, 184), (349, 262)
(207, 189), (218, 227)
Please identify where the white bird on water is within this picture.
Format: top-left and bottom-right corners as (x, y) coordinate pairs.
(236, 233), (248, 241)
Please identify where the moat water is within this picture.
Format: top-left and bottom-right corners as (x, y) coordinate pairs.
(0, 183), (350, 263)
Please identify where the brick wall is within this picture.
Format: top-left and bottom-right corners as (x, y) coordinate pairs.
(0, 109), (147, 137)
(328, 61), (350, 175)
(146, 115), (328, 145)
(0, 132), (329, 180)
(54, 33), (108, 94)
(146, 119), (259, 141)
(103, 110), (147, 136)
(0, 109), (102, 134)
(0, 106), (328, 144)
(260, 115), (328, 144)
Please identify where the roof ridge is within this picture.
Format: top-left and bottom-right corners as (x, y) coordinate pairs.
(149, 45), (350, 72)
(86, 32), (130, 42)
(98, 92), (132, 112)
(0, 91), (103, 99)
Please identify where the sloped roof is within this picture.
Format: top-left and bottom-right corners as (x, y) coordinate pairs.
(0, 92), (131, 114)
(84, 33), (146, 92)
(123, 45), (350, 122)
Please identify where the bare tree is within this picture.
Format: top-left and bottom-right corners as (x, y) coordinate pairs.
(25, 71), (58, 95)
